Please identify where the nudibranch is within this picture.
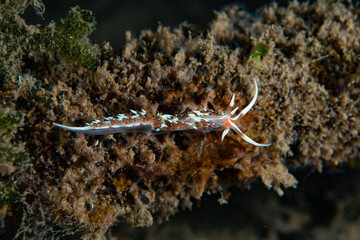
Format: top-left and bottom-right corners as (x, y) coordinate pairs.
(53, 78), (270, 146)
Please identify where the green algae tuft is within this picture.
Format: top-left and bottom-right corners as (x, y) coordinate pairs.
(0, 185), (18, 209)
(250, 43), (269, 60)
(32, 6), (100, 70)
(0, 108), (27, 171)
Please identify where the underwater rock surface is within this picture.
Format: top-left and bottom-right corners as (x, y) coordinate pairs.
(0, 0), (359, 239)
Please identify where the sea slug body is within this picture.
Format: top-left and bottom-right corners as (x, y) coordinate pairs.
(53, 78), (270, 146)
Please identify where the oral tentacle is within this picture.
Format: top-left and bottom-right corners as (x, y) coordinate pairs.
(229, 121), (271, 147)
(233, 77), (259, 121)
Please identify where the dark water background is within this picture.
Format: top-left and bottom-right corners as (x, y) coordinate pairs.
(23, 0), (289, 49)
